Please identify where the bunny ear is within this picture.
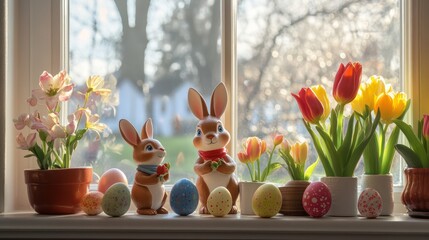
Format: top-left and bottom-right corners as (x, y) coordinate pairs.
(188, 88), (209, 120)
(141, 118), (153, 139)
(119, 119), (140, 147)
(210, 82), (228, 118)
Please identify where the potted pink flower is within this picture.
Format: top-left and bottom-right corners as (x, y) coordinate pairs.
(13, 70), (112, 214)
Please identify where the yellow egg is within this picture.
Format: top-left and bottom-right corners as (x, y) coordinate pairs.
(81, 191), (104, 216)
(207, 187), (232, 217)
(252, 183), (282, 218)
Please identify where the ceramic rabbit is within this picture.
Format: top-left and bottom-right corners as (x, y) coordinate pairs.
(119, 118), (169, 215)
(187, 82), (239, 214)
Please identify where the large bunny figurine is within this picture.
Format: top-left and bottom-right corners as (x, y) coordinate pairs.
(188, 82), (239, 214)
(119, 118), (169, 215)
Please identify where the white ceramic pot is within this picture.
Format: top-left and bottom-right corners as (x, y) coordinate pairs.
(239, 181), (264, 215)
(321, 176), (357, 217)
(361, 174), (393, 216)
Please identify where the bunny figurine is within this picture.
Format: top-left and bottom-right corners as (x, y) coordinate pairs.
(187, 82), (239, 214)
(119, 118), (169, 215)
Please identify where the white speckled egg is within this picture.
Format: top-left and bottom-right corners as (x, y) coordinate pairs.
(252, 183), (282, 218)
(81, 191), (104, 216)
(358, 188), (382, 219)
(302, 182), (331, 218)
(102, 183), (131, 217)
(207, 187), (232, 217)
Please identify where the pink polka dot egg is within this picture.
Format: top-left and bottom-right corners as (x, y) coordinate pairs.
(302, 182), (331, 218)
(358, 188), (383, 219)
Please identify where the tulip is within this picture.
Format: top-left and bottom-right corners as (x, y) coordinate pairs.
(292, 88), (324, 124)
(374, 91), (408, 124)
(311, 85), (330, 122)
(423, 115), (429, 140)
(16, 133), (37, 150)
(333, 62), (362, 105)
(273, 134), (284, 146)
(290, 141), (308, 165)
(351, 75), (391, 115)
(245, 137), (266, 162)
(280, 139), (291, 153)
(237, 152), (251, 164)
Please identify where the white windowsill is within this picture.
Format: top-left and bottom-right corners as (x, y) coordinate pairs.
(0, 212), (428, 240)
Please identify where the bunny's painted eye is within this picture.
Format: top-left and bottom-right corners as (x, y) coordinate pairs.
(196, 128), (202, 136)
(218, 125), (224, 133)
(145, 144), (154, 151)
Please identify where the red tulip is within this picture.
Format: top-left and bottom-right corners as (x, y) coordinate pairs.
(333, 62), (362, 104)
(423, 115), (429, 139)
(292, 88), (324, 124)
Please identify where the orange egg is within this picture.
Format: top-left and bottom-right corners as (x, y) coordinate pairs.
(81, 191), (104, 216)
(98, 168), (128, 193)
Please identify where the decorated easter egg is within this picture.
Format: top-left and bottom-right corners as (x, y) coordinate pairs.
(207, 187), (232, 217)
(252, 183), (282, 218)
(358, 188), (383, 218)
(81, 191), (104, 216)
(170, 178), (199, 216)
(302, 182), (331, 218)
(102, 183), (131, 217)
(98, 168), (128, 193)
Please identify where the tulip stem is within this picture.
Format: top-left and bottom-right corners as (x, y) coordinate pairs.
(246, 163), (254, 182)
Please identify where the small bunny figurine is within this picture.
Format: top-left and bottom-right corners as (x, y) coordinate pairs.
(119, 118), (169, 215)
(188, 82), (239, 214)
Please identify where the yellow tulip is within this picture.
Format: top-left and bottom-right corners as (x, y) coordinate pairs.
(311, 85), (330, 122)
(290, 141), (308, 165)
(351, 75), (391, 115)
(374, 91), (408, 124)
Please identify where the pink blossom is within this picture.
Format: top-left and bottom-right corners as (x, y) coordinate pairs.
(16, 133), (37, 150)
(27, 95), (37, 106)
(66, 114), (76, 135)
(32, 70), (74, 111)
(13, 114), (31, 130)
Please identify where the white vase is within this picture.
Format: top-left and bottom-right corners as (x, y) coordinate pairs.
(321, 177), (357, 217)
(361, 174), (393, 216)
(239, 182), (264, 215)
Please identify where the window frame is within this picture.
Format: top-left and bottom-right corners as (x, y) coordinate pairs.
(2, 0), (429, 213)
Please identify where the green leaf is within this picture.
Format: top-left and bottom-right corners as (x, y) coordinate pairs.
(330, 110), (338, 147)
(363, 132), (380, 174)
(395, 144), (423, 168)
(261, 162), (282, 181)
(381, 126), (400, 174)
(393, 119), (427, 167)
(316, 125), (340, 175)
(24, 154), (35, 158)
(304, 158), (319, 180)
(339, 114), (356, 165)
(303, 120), (334, 176)
(344, 110), (380, 176)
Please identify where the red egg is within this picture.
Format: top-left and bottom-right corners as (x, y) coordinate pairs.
(81, 191), (104, 216)
(98, 168), (128, 193)
(358, 188), (383, 219)
(302, 182), (331, 218)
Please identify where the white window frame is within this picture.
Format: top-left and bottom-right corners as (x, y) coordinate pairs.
(2, 0), (429, 213)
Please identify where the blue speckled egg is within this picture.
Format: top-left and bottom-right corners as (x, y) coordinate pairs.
(170, 178), (199, 216)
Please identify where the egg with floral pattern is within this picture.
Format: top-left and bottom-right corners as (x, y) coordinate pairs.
(207, 187), (232, 217)
(81, 191), (104, 216)
(302, 182), (331, 218)
(358, 188), (383, 218)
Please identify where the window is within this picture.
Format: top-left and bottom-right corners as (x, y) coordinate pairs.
(69, 0), (221, 183)
(236, 0), (403, 184)
(3, 0), (429, 213)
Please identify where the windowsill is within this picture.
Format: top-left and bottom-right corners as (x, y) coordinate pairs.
(1, 212), (428, 239)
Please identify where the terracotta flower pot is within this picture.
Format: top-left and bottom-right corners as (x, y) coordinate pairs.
(402, 168), (429, 217)
(279, 180), (310, 216)
(24, 167), (92, 214)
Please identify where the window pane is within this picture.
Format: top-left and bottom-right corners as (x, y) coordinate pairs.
(237, 0), (402, 184)
(69, 0), (221, 183)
